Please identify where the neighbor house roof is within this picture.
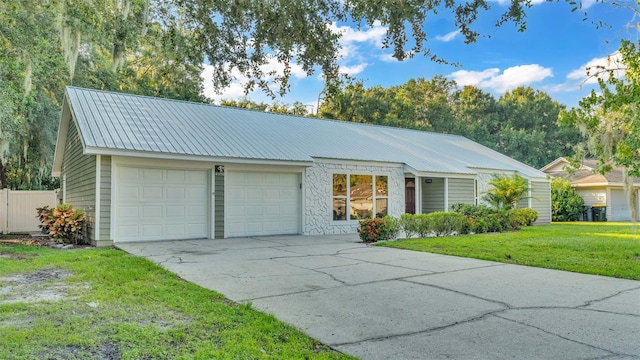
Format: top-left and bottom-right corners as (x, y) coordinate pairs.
(53, 87), (547, 178)
(541, 157), (640, 186)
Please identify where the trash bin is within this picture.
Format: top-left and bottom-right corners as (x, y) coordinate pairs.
(582, 205), (592, 221)
(591, 204), (607, 222)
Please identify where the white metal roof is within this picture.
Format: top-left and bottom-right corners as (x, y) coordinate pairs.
(55, 86), (547, 178)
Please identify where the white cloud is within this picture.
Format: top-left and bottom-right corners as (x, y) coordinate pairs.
(328, 21), (389, 75)
(581, 0), (598, 9)
(201, 65), (248, 102)
(339, 63), (368, 76)
(449, 64), (553, 93)
(330, 21), (387, 48)
(201, 22), (389, 101)
(449, 68), (501, 87)
(378, 53), (399, 63)
(435, 30), (460, 42)
(201, 56), (308, 102)
(566, 52), (624, 84)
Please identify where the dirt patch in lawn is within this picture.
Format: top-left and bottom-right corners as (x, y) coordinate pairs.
(0, 267), (75, 304)
(38, 342), (121, 360)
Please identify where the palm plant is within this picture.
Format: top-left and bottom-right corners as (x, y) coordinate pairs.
(482, 174), (529, 210)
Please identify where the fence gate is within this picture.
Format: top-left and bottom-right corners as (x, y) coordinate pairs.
(0, 189), (58, 234)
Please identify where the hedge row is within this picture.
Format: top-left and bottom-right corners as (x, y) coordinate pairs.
(357, 204), (538, 243)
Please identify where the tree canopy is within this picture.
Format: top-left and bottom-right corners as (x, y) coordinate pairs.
(559, 39), (640, 222)
(319, 78), (580, 168)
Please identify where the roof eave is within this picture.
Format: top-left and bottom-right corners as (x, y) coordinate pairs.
(84, 147), (314, 167)
(51, 91), (73, 177)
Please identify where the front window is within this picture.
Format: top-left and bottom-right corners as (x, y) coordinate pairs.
(332, 174), (388, 221)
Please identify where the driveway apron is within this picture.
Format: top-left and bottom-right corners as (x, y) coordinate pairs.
(118, 235), (640, 360)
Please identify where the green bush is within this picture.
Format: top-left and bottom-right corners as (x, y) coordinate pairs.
(383, 215), (401, 240)
(468, 217), (490, 234)
(451, 203), (493, 218)
(482, 174), (529, 210)
(414, 214), (433, 238)
(510, 208), (539, 227)
(551, 178), (584, 221)
(426, 212), (467, 237)
(400, 213), (419, 238)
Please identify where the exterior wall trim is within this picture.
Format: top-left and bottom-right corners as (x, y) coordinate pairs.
(87, 147), (312, 168)
(95, 155), (101, 241)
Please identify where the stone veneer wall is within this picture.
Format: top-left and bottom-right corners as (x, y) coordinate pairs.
(304, 160), (405, 235)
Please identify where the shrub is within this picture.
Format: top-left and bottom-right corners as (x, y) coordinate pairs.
(453, 204), (494, 234)
(467, 217), (490, 234)
(410, 214), (431, 238)
(510, 208), (538, 227)
(482, 174), (529, 210)
(551, 178), (584, 221)
(358, 217), (398, 243)
(452, 204), (494, 218)
(426, 212), (467, 236)
(37, 203), (86, 244)
(400, 213), (419, 238)
(383, 215), (401, 240)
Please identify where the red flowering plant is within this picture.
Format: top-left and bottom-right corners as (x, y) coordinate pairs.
(358, 217), (393, 243)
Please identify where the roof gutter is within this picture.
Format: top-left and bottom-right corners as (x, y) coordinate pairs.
(83, 147), (314, 168)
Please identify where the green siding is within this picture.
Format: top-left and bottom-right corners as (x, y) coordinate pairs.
(215, 171), (224, 238)
(531, 181), (551, 224)
(447, 178), (475, 210)
(421, 178), (445, 214)
(99, 156), (111, 240)
(62, 120), (97, 240)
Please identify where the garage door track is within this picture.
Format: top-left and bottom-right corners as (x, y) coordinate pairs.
(118, 235), (640, 360)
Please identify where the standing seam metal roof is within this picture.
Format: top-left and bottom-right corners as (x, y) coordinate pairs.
(65, 86), (547, 178)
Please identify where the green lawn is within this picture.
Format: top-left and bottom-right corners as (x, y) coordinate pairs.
(0, 244), (354, 360)
(379, 222), (640, 280)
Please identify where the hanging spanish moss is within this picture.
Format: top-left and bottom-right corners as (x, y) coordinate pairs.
(57, 1), (82, 80)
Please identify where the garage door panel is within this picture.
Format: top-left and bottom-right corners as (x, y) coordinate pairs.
(143, 186), (163, 200)
(141, 225), (163, 237)
(142, 206), (163, 218)
(166, 224), (186, 236)
(116, 166), (208, 243)
(143, 168), (163, 181)
(118, 186), (139, 200)
(226, 172), (300, 237)
(166, 170), (185, 182)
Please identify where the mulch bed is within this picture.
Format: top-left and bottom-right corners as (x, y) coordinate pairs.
(0, 234), (88, 248)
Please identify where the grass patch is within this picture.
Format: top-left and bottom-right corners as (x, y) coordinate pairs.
(379, 222), (640, 280)
(0, 244), (354, 360)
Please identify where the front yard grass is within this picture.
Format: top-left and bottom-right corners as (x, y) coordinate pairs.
(0, 244), (354, 360)
(379, 222), (640, 280)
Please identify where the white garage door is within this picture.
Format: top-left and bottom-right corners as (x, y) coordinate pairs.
(115, 167), (208, 242)
(226, 172), (300, 237)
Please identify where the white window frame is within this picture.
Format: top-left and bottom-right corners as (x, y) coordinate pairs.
(332, 173), (389, 222)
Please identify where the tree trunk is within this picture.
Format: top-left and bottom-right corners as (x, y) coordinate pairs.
(623, 168), (638, 224)
(0, 159), (8, 189)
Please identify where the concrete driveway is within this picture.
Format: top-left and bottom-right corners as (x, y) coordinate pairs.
(118, 234), (640, 359)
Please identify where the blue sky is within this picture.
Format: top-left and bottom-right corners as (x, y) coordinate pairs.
(201, 1), (637, 111)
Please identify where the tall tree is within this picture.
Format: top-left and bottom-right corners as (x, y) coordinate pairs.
(559, 39), (640, 222)
(496, 87), (580, 168)
(175, 0), (573, 97)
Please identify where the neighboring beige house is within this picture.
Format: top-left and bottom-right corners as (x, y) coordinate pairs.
(541, 157), (640, 221)
(53, 87), (551, 247)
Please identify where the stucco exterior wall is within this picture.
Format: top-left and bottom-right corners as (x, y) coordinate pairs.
(304, 159), (405, 235)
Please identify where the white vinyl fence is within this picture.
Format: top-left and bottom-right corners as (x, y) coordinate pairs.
(0, 189), (58, 234)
